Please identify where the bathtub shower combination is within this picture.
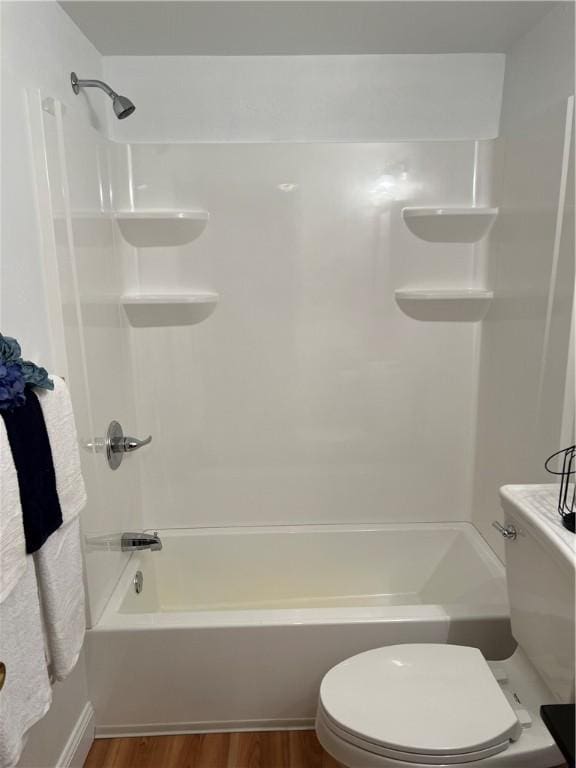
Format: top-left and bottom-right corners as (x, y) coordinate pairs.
(88, 523), (514, 734)
(8, 0), (573, 758)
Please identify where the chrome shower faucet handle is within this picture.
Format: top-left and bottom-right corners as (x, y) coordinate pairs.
(115, 433), (152, 453)
(89, 420), (153, 470)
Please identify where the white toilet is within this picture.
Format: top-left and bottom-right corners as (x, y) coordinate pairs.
(316, 485), (575, 768)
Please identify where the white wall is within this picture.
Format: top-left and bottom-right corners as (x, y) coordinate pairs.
(104, 54), (505, 142)
(17, 654), (91, 768)
(472, 3), (575, 559)
(0, 2), (105, 764)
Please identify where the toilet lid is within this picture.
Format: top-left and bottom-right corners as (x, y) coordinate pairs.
(319, 645), (522, 758)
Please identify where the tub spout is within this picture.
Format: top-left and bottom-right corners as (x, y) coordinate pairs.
(121, 531), (162, 552)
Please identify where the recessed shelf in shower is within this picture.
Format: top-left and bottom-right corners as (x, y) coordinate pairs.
(121, 293), (219, 327)
(115, 210), (210, 247)
(394, 288), (494, 322)
(402, 207), (498, 243)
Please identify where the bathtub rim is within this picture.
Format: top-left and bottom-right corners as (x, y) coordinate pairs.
(93, 521), (509, 630)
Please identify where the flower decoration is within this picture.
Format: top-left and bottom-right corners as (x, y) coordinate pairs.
(0, 360), (26, 411)
(20, 361), (54, 391)
(0, 334), (54, 411)
(0, 335), (22, 364)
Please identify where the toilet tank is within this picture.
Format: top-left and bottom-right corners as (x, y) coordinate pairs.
(500, 485), (575, 704)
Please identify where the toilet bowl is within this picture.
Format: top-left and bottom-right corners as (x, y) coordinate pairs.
(316, 644), (564, 768)
(315, 486), (575, 768)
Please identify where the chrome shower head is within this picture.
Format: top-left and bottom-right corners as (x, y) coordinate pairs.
(112, 94), (136, 120)
(70, 72), (135, 120)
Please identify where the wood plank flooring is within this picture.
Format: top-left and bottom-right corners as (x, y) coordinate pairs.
(84, 731), (341, 768)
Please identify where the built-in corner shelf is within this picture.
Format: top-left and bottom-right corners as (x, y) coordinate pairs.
(402, 207), (498, 243)
(121, 293), (219, 327)
(115, 211), (210, 247)
(394, 289), (493, 322)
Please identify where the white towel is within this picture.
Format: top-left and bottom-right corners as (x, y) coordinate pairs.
(0, 422), (26, 604)
(35, 377), (87, 523)
(35, 377), (87, 680)
(0, 557), (52, 768)
(33, 518), (85, 681)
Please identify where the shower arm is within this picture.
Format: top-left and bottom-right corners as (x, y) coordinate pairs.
(71, 75), (117, 98)
(70, 72), (135, 119)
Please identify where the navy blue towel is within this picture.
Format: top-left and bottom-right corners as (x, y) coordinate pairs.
(1, 386), (62, 553)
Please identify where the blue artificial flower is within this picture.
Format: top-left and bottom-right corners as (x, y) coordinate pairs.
(20, 360), (54, 391)
(0, 334), (53, 408)
(0, 335), (22, 364)
(0, 360), (26, 411)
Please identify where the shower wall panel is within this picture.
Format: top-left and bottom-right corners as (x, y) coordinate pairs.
(472, 102), (574, 559)
(472, 3), (575, 559)
(117, 141), (493, 529)
(36, 105), (142, 626)
(104, 54), (505, 143)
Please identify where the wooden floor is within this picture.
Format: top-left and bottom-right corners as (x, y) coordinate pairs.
(84, 731), (341, 768)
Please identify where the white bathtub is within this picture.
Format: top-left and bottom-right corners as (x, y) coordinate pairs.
(87, 523), (515, 736)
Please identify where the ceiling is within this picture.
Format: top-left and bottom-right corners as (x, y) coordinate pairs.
(60, 1), (561, 56)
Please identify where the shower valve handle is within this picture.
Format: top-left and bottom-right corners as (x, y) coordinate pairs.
(101, 420), (152, 470)
(115, 434), (152, 453)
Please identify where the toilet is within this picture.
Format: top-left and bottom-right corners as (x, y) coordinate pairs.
(316, 486), (575, 768)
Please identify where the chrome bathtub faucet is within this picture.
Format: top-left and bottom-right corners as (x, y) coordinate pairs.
(121, 531), (163, 552)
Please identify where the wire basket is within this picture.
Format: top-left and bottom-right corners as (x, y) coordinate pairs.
(545, 445), (576, 533)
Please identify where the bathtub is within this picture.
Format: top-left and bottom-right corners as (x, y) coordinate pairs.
(87, 522), (515, 736)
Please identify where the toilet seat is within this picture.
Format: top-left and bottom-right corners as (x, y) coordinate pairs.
(319, 645), (522, 764)
(317, 704), (512, 764)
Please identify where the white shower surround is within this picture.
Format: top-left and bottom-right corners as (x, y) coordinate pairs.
(104, 54), (505, 142)
(28, 43), (506, 618)
(117, 139), (493, 531)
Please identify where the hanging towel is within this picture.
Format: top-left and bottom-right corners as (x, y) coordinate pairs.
(33, 517), (85, 680)
(34, 377), (87, 680)
(0, 388), (62, 554)
(35, 377), (86, 524)
(0, 422), (26, 603)
(0, 557), (52, 768)
(36, 376), (86, 523)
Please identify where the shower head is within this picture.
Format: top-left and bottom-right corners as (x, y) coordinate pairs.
(70, 72), (135, 120)
(112, 94), (136, 120)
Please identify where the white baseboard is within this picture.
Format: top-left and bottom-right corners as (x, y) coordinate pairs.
(57, 702), (95, 768)
(95, 717), (314, 739)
